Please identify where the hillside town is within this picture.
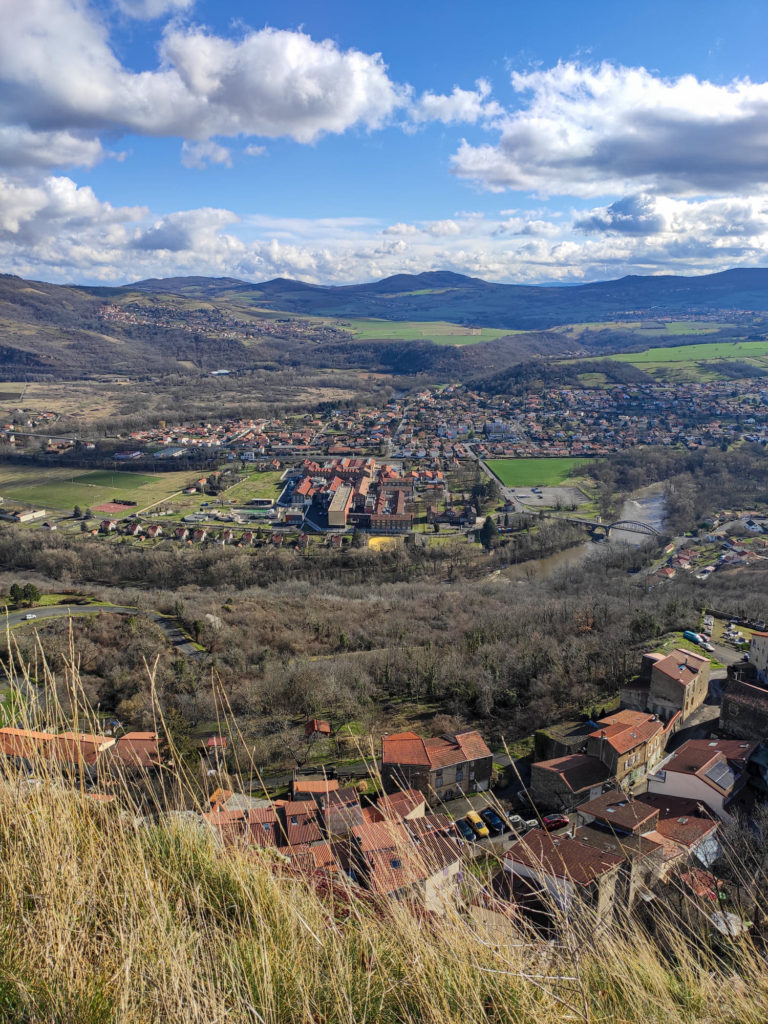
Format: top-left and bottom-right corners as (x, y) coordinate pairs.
(2, 628), (767, 936)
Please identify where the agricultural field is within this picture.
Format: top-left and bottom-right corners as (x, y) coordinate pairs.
(610, 339), (768, 364)
(557, 319), (728, 338)
(485, 457), (589, 488)
(0, 464), (195, 515)
(344, 319), (517, 345)
(605, 339), (768, 381)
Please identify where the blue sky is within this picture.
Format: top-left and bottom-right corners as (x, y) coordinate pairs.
(3, 0), (768, 285)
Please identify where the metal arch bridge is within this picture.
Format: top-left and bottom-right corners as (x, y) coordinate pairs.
(594, 519), (662, 537)
(543, 512), (662, 537)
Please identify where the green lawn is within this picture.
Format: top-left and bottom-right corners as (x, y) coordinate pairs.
(485, 457), (590, 488)
(345, 318), (517, 345)
(610, 340), (768, 364)
(0, 464), (195, 515)
(215, 470), (284, 503)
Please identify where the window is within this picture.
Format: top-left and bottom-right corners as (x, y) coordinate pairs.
(262, 822), (271, 832)
(435, 771), (443, 786)
(456, 767), (464, 782)
(290, 815), (298, 825)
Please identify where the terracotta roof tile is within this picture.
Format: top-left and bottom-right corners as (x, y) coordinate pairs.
(504, 829), (623, 887)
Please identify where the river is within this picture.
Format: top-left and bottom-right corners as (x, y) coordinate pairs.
(502, 483), (667, 581)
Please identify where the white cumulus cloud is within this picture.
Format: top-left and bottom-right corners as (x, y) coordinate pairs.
(452, 62), (768, 197)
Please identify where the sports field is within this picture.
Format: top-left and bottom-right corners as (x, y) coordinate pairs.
(0, 465), (195, 515)
(485, 458), (589, 488)
(346, 319), (516, 345)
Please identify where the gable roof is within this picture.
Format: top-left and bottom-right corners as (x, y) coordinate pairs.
(110, 732), (161, 769)
(504, 829), (623, 887)
(652, 649), (708, 687)
(0, 727), (115, 766)
(576, 789), (660, 833)
(381, 730), (491, 769)
(590, 710), (665, 755)
(532, 753), (610, 794)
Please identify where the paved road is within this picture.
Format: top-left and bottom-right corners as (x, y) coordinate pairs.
(5, 605), (205, 659)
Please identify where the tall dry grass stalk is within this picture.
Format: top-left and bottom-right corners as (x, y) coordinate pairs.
(0, 627), (766, 1023)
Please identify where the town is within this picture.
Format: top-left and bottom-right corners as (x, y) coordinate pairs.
(2, 623), (767, 936)
(4, 374), (768, 467)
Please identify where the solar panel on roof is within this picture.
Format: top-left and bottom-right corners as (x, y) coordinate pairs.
(705, 762), (735, 790)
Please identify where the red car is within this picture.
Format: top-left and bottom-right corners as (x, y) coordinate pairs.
(541, 813), (569, 831)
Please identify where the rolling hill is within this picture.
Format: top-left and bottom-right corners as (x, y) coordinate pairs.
(125, 267), (768, 329)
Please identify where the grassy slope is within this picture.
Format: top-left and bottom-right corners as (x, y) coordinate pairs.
(1, 773), (766, 1024)
(0, 654), (764, 1024)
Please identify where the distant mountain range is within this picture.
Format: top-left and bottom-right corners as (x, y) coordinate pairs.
(123, 267), (768, 329)
(0, 267), (766, 381)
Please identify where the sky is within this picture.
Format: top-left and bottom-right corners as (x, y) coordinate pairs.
(3, 0), (768, 286)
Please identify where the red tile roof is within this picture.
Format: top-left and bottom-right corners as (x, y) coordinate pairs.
(381, 730), (491, 769)
(532, 753), (610, 793)
(652, 649), (708, 687)
(350, 820), (407, 854)
(111, 732), (161, 769)
(0, 727), (115, 766)
(504, 829), (624, 887)
(376, 789), (425, 820)
(576, 789), (659, 833)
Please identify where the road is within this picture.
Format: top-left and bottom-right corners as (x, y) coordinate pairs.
(5, 605), (205, 659)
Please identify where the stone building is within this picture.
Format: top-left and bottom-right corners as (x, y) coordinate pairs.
(719, 677), (768, 740)
(381, 730), (493, 801)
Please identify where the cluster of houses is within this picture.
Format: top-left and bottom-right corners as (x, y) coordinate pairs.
(649, 512), (768, 584)
(3, 634), (768, 934)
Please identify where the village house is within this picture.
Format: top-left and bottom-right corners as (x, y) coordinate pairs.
(107, 731), (162, 772)
(621, 649), (710, 722)
(646, 739), (759, 822)
(529, 753), (611, 812)
(631, 793), (721, 873)
(502, 829), (624, 924)
(0, 726), (115, 780)
(585, 709), (673, 787)
(381, 730), (493, 801)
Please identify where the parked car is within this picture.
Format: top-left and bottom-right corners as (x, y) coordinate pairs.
(683, 630), (701, 643)
(454, 818), (476, 843)
(541, 813), (569, 831)
(464, 810), (490, 839)
(523, 819), (539, 831)
(699, 632), (711, 642)
(701, 642), (715, 652)
(479, 808), (506, 836)
(24, 613), (37, 620)
(505, 813), (527, 832)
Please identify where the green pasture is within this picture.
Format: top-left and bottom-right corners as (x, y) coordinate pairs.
(485, 457), (589, 488)
(345, 318), (516, 345)
(559, 320), (728, 337)
(0, 464), (195, 514)
(610, 340), (768, 364)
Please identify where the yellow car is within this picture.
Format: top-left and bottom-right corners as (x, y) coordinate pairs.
(464, 810), (490, 839)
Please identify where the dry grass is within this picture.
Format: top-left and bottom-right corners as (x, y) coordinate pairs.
(0, 638), (766, 1024)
